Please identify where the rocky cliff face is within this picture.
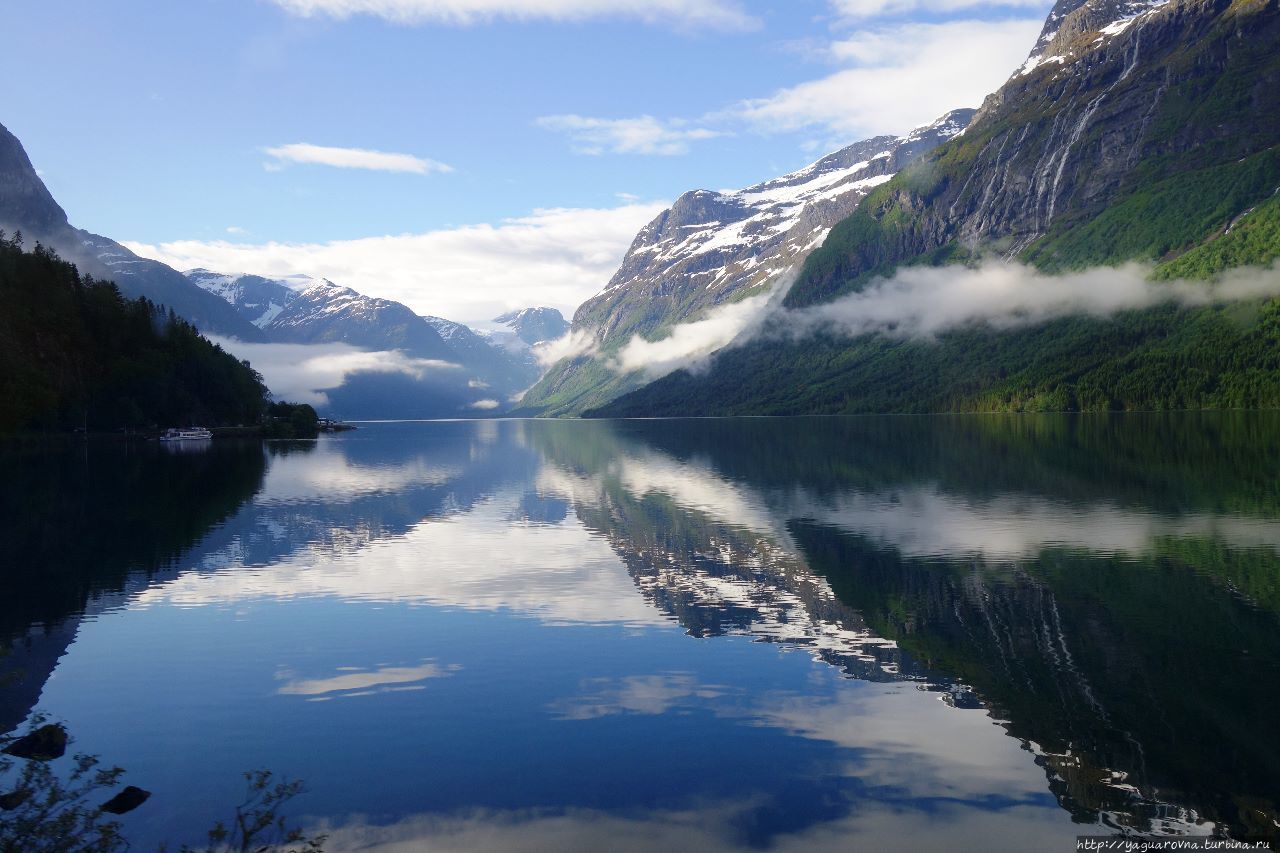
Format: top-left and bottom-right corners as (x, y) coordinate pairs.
(786, 0), (1280, 307)
(0, 123), (67, 236)
(518, 110), (975, 416)
(0, 122), (263, 341)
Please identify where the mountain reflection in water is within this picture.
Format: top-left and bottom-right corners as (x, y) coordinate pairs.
(1, 415), (1277, 849)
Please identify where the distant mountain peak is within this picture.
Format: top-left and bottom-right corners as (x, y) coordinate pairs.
(494, 307), (570, 346)
(189, 269), (546, 416)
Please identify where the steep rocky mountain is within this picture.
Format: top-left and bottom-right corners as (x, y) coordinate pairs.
(517, 110), (976, 416)
(0, 122), (263, 341)
(595, 0), (1280, 417)
(787, 0), (1280, 308)
(494, 307), (570, 345)
(187, 270), (542, 412)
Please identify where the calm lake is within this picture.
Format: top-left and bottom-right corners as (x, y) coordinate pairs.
(2, 415), (1279, 850)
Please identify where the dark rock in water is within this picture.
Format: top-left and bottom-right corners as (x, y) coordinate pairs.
(101, 785), (150, 815)
(0, 788), (30, 811)
(1, 724), (67, 760)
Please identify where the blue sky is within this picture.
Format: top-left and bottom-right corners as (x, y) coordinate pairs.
(1, 0), (1051, 324)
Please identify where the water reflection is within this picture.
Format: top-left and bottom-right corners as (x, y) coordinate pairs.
(2, 414), (1278, 848)
(275, 660), (462, 701)
(525, 414), (1280, 841)
(0, 438), (268, 733)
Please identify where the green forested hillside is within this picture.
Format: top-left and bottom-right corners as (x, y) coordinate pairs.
(0, 235), (270, 432)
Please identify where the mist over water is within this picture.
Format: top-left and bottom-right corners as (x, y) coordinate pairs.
(209, 336), (463, 406)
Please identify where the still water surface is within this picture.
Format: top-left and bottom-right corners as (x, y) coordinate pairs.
(2, 416), (1279, 850)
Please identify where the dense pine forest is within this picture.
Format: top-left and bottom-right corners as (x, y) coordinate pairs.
(0, 234), (271, 432)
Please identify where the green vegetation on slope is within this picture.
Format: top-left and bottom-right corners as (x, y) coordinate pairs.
(0, 236), (270, 432)
(1027, 148), (1280, 270)
(1153, 190), (1280, 279)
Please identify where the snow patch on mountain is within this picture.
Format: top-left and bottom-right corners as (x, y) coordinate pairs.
(1016, 0), (1170, 78)
(593, 109), (975, 316)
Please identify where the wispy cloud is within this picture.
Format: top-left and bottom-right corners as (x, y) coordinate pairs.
(268, 0), (759, 30)
(538, 18), (1042, 156)
(611, 290), (777, 377)
(126, 202), (667, 327)
(263, 143), (453, 175)
(536, 115), (723, 156)
(532, 328), (600, 366)
(735, 19), (1043, 139)
(606, 261), (1280, 379)
(785, 261), (1280, 340)
(207, 337), (460, 406)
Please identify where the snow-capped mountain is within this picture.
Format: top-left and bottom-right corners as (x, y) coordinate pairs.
(189, 269), (454, 358)
(1016, 0), (1171, 79)
(188, 269), (544, 413)
(494, 307), (570, 345)
(519, 108), (975, 415)
(601, 110), (972, 320)
(185, 270), (302, 330)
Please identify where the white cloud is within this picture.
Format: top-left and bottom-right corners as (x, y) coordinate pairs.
(208, 337), (460, 406)
(125, 202), (667, 327)
(263, 143), (453, 175)
(225, 225), (248, 235)
(467, 398), (501, 410)
(830, 0), (1049, 19)
(786, 260), (1280, 340)
(736, 19), (1044, 138)
(533, 19), (1042, 156)
(611, 290), (776, 377)
(532, 328), (600, 367)
(268, 0), (758, 29)
(536, 115), (723, 156)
